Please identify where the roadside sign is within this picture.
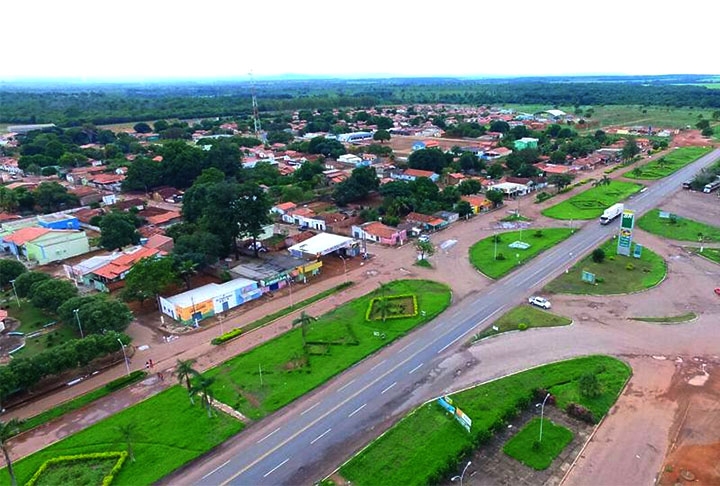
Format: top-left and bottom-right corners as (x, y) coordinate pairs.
(633, 244), (643, 259)
(437, 396), (455, 414)
(455, 407), (472, 433)
(618, 210), (635, 256)
(581, 271), (596, 284)
(658, 211), (670, 219)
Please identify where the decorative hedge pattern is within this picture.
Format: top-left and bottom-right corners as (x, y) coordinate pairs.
(211, 328), (243, 345)
(26, 451), (128, 486)
(365, 294), (418, 321)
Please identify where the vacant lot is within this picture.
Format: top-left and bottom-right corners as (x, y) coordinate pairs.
(207, 279), (451, 419)
(637, 209), (720, 242)
(468, 228), (574, 278)
(544, 239), (666, 295)
(624, 146), (711, 180)
(339, 356), (629, 486)
(541, 181), (642, 220)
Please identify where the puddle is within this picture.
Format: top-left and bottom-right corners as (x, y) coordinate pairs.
(688, 373), (710, 386)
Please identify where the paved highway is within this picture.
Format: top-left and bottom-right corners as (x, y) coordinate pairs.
(181, 149), (720, 486)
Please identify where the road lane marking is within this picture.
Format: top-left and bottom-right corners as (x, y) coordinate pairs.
(257, 427), (280, 444)
(399, 342), (412, 352)
(437, 333), (463, 354)
(381, 382), (397, 394)
(338, 379), (356, 392)
(409, 363), (423, 374)
(262, 458), (289, 478)
(300, 402), (319, 416)
(348, 403), (366, 418)
(202, 460), (230, 479)
(370, 360), (385, 371)
(310, 428), (332, 445)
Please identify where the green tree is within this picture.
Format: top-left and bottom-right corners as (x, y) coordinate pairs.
(547, 173), (575, 193)
(579, 372), (602, 398)
(0, 260), (26, 288)
(458, 179), (482, 195)
(485, 188), (505, 207)
(622, 137), (640, 162)
(115, 422), (141, 462)
(0, 187), (19, 213)
(292, 312), (317, 349)
(76, 297), (133, 335)
(33, 182), (79, 213)
(408, 148), (451, 174)
(234, 184), (273, 258)
(592, 248), (606, 263)
(121, 157), (163, 192)
(190, 374), (217, 418)
(631, 167), (643, 178)
(172, 231), (223, 267)
(14, 271), (51, 298)
(175, 259), (198, 291)
(486, 163), (505, 179)
(133, 122), (152, 134)
(456, 200), (473, 219)
(593, 175), (611, 187)
(122, 257), (178, 308)
(99, 212), (141, 251)
(0, 418), (23, 486)
(175, 359), (199, 394)
(415, 240), (435, 261)
(373, 130), (391, 143)
(30, 279), (78, 313)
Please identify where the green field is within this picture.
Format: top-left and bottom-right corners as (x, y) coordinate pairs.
(630, 312), (697, 324)
(541, 181), (642, 220)
(544, 240), (666, 295)
(473, 305), (571, 341)
(694, 247), (720, 264)
(339, 355), (630, 486)
(1, 386), (245, 486)
(624, 146), (711, 180)
(637, 209), (720, 242)
(207, 279), (451, 419)
(469, 228), (575, 279)
(503, 418), (574, 470)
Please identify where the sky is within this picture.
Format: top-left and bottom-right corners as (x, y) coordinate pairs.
(4, 0), (718, 81)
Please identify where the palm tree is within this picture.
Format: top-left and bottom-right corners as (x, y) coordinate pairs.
(0, 418), (23, 486)
(175, 359), (199, 403)
(190, 374), (216, 418)
(593, 175), (611, 188)
(374, 283), (395, 323)
(656, 157), (669, 169)
(292, 312), (317, 349)
(115, 422), (141, 462)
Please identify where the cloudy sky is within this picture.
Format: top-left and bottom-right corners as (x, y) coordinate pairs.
(4, 0), (716, 81)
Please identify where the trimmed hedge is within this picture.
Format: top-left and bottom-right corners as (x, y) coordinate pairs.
(365, 294), (419, 321)
(26, 451), (128, 486)
(104, 370), (147, 392)
(211, 328), (243, 345)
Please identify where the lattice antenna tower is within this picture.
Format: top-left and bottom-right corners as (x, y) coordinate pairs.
(249, 71), (262, 137)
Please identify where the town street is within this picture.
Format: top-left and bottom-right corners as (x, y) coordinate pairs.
(168, 151), (720, 486)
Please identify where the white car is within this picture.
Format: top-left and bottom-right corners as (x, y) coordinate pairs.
(528, 296), (552, 309)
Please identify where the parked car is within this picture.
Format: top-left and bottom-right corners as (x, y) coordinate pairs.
(418, 234), (430, 243)
(528, 296), (552, 309)
(714, 288), (720, 296)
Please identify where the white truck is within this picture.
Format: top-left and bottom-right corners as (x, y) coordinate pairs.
(599, 203), (624, 225)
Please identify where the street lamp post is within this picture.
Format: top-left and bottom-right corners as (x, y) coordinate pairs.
(493, 233), (498, 260)
(9, 279), (20, 307)
(537, 393), (551, 442)
(286, 275), (294, 308)
(117, 338), (131, 376)
(73, 308), (84, 339)
(451, 461), (472, 486)
(338, 255), (348, 283)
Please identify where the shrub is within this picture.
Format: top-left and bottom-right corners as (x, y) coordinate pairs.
(578, 372), (602, 398)
(25, 451), (128, 486)
(518, 323), (528, 331)
(566, 402), (595, 424)
(211, 328), (243, 345)
(595, 276), (605, 283)
(626, 263), (635, 271)
(535, 191), (552, 203)
(592, 248), (606, 263)
(496, 252), (506, 261)
(104, 370), (147, 392)
(533, 230), (543, 238)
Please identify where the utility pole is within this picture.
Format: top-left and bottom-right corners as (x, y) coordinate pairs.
(249, 71), (263, 141)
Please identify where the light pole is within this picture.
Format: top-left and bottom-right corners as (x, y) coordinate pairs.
(451, 461), (472, 486)
(117, 338), (130, 376)
(537, 393), (551, 442)
(9, 279), (19, 307)
(286, 275), (294, 308)
(73, 308), (84, 339)
(493, 233), (498, 260)
(338, 255), (348, 283)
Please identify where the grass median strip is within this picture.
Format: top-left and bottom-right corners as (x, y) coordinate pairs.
(207, 279), (451, 420)
(693, 247), (720, 264)
(541, 180), (642, 220)
(469, 228), (575, 279)
(630, 312), (697, 324)
(3, 386), (245, 486)
(624, 146), (711, 180)
(339, 355), (630, 486)
(472, 306), (571, 341)
(637, 209), (720, 243)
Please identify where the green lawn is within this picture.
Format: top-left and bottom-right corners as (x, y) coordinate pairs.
(637, 209), (720, 242)
(469, 228), (575, 279)
(31, 456), (118, 486)
(503, 418), (574, 470)
(473, 305), (571, 341)
(630, 312), (697, 324)
(623, 146), (711, 180)
(541, 181), (642, 220)
(694, 247), (720, 264)
(3, 298), (76, 358)
(339, 355), (630, 486)
(544, 240), (666, 295)
(1, 386), (245, 486)
(207, 279), (451, 419)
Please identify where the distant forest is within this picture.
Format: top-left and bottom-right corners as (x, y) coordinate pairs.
(2, 75), (720, 126)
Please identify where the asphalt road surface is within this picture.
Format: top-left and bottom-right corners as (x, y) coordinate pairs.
(178, 149), (720, 486)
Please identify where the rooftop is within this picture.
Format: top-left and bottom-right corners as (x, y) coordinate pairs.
(164, 278), (257, 308)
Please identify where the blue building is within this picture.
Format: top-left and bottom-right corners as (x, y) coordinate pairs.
(37, 214), (80, 230)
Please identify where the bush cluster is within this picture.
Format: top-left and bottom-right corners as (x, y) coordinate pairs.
(566, 402), (595, 424)
(26, 451), (128, 486)
(211, 328), (243, 345)
(104, 370), (147, 392)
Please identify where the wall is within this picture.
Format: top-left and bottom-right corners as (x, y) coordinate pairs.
(25, 233), (90, 265)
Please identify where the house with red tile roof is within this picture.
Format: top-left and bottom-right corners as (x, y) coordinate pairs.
(271, 201), (298, 216)
(87, 246), (164, 292)
(281, 207), (326, 231)
(88, 173), (125, 192)
(1, 226), (90, 264)
(391, 168), (440, 182)
(144, 234), (174, 253)
(405, 212), (448, 232)
(351, 221), (406, 246)
(461, 195), (493, 214)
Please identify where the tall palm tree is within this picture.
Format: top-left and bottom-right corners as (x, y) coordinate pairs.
(190, 375), (216, 418)
(292, 312), (317, 349)
(115, 422), (140, 462)
(0, 418), (23, 486)
(593, 175), (611, 187)
(656, 157), (669, 169)
(374, 283), (395, 323)
(175, 359), (199, 403)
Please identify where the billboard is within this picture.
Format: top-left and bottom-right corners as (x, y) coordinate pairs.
(617, 209), (635, 256)
(455, 407), (472, 432)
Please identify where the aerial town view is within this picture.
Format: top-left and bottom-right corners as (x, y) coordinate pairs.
(1, 2), (719, 486)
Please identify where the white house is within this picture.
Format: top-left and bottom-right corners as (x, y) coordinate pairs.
(337, 154), (363, 166)
(281, 207), (326, 231)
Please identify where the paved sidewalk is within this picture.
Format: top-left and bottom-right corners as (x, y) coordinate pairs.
(0, 150), (684, 465)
